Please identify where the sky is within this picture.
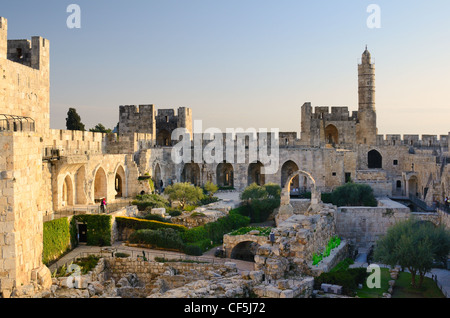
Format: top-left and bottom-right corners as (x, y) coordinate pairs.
(1, 0), (449, 136)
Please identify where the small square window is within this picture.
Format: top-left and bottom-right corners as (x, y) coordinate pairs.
(332, 172), (337, 176)
(393, 160), (398, 166)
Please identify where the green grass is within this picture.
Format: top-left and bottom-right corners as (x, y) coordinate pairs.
(356, 268), (445, 298)
(392, 272), (445, 298)
(229, 226), (272, 236)
(356, 268), (391, 298)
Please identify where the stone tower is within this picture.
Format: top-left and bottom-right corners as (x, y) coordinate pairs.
(0, 17), (7, 58)
(356, 46), (377, 145)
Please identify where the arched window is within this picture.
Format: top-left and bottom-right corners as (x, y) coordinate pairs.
(368, 150), (382, 169)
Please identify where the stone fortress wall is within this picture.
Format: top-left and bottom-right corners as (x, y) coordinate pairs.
(0, 15), (449, 297)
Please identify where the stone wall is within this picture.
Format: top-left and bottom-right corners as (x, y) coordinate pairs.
(335, 199), (411, 248)
(255, 204), (337, 280)
(0, 132), (45, 297)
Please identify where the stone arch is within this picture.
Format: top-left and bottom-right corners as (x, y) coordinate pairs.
(281, 160), (299, 191)
(93, 166), (108, 203)
(114, 165), (126, 198)
(230, 241), (260, 262)
(248, 161), (265, 186)
(216, 162), (234, 188)
(181, 162), (201, 186)
(153, 162), (163, 191)
(368, 149), (382, 169)
(281, 170), (320, 205)
(62, 174), (74, 207)
(325, 124), (339, 145)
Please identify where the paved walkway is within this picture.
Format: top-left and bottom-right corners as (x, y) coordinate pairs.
(48, 241), (255, 273)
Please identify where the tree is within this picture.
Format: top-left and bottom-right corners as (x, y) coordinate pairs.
(204, 181), (218, 199)
(164, 182), (204, 210)
(89, 123), (112, 133)
(239, 183), (281, 223)
(66, 108), (85, 131)
(373, 218), (450, 288)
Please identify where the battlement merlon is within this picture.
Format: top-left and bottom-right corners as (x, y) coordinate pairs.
(376, 133), (450, 148)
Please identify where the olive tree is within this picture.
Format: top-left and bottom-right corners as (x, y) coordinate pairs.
(164, 182), (204, 210)
(373, 218), (450, 288)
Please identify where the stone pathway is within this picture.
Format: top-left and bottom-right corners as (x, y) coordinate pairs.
(48, 241), (255, 273)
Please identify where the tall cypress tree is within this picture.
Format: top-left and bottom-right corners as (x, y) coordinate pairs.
(66, 108), (85, 131)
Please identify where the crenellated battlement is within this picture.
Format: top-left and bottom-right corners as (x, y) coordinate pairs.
(376, 133), (449, 149)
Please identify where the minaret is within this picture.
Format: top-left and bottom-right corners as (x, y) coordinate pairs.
(356, 46), (377, 145)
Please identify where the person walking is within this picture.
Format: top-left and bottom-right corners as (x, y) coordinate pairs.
(100, 198), (107, 213)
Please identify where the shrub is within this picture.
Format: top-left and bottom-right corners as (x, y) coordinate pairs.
(43, 218), (72, 265)
(314, 268), (368, 296)
(183, 244), (204, 256)
(204, 181), (219, 198)
(129, 228), (185, 251)
(73, 215), (112, 246)
(330, 183), (377, 207)
(239, 183), (281, 223)
(143, 213), (170, 223)
(167, 209), (182, 217)
(115, 216), (187, 232)
(132, 194), (169, 211)
(181, 210), (250, 251)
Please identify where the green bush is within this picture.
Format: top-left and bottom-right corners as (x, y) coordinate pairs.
(129, 228), (185, 251)
(73, 215), (112, 246)
(314, 268), (368, 296)
(132, 194), (169, 211)
(239, 183), (281, 223)
(115, 216), (187, 232)
(43, 218), (72, 265)
(183, 244), (204, 256)
(181, 210), (250, 251)
(330, 183), (377, 207)
(143, 213), (170, 223)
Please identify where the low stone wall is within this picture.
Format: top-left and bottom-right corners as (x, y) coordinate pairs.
(309, 240), (349, 277)
(335, 199), (411, 248)
(438, 209), (450, 229)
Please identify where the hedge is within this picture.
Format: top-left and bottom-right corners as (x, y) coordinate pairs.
(73, 214), (112, 246)
(43, 217), (72, 265)
(181, 210), (250, 251)
(115, 216), (187, 232)
(128, 228), (185, 251)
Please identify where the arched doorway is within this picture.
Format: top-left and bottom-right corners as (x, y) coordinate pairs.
(248, 161), (265, 186)
(153, 163), (162, 191)
(325, 124), (339, 145)
(408, 176), (418, 197)
(181, 162), (201, 186)
(281, 161), (299, 193)
(281, 170), (320, 206)
(62, 175), (74, 207)
(115, 166), (126, 199)
(230, 241), (260, 262)
(94, 167), (107, 202)
(217, 162), (234, 188)
(368, 150), (382, 169)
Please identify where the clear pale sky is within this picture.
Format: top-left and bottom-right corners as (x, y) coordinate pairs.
(1, 1), (449, 136)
